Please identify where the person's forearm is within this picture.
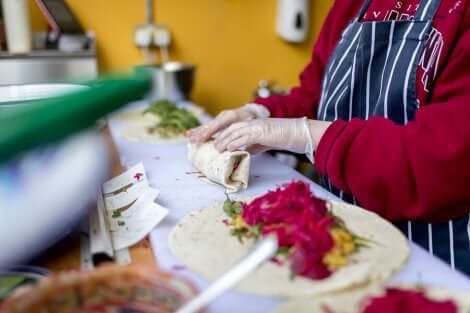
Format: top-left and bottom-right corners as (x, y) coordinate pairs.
(314, 101), (470, 223)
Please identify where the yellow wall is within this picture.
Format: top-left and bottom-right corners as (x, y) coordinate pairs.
(29, 0), (333, 114)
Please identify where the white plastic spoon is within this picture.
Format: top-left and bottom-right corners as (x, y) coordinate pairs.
(175, 235), (279, 313)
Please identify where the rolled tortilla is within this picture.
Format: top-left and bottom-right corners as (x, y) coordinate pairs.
(188, 142), (250, 193)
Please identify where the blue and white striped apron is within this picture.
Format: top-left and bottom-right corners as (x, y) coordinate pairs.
(316, 0), (470, 275)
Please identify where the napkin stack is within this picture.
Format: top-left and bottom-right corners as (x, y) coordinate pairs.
(86, 163), (168, 266)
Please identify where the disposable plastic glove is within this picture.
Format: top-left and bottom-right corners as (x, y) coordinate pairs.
(214, 118), (332, 162)
(187, 103), (270, 143)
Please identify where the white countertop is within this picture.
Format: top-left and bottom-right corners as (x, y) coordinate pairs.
(108, 103), (470, 313)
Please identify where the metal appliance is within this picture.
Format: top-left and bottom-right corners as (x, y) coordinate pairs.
(0, 0), (97, 86)
(137, 61), (196, 102)
(0, 35), (97, 86)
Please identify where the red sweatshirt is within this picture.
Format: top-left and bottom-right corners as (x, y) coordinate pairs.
(255, 0), (470, 223)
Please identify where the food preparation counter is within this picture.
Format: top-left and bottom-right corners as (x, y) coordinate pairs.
(108, 101), (470, 313)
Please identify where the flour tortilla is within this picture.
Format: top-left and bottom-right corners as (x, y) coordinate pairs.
(188, 142), (251, 193)
(274, 284), (470, 313)
(169, 200), (410, 298)
(115, 108), (202, 144)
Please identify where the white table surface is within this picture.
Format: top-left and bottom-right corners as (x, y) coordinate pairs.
(108, 104), (470, 313)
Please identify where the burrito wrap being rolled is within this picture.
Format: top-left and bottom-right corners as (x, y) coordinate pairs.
(188, 142), (250, 193)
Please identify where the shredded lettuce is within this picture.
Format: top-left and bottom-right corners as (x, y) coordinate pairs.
(144, 100), (200, 138)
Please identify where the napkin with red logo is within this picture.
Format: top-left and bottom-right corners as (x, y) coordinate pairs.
(98, 162), (168, 250)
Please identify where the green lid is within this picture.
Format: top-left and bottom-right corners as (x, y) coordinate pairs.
(0, 72), (151, 163)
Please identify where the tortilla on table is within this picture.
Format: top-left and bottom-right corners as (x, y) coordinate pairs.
(115, 107), (202, 144)
(169, 200), (410, 298)
(188, 142), (251, 193)
(274, 285), (470, 313)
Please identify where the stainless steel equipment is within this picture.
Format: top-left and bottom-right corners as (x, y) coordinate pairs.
(0, 34), (97, 86)
(137, 61), (196, 102)
(0, 51), (97, 86)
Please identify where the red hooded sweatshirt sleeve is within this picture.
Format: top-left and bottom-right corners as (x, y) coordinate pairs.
(255, 0), (470, 223)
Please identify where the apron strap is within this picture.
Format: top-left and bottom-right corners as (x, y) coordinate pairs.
(356, 0), (441, 22)
(355, 0), (373, 21)
(415, 0), (442, 21)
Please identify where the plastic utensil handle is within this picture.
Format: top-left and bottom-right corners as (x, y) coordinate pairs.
(175, 236), (278, 313)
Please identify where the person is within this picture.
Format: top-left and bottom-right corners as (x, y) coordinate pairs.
(188, 0), (470, 276)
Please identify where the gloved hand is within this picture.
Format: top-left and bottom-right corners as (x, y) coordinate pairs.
(187, 103), (270, 143)
(214, 118), (332, 162)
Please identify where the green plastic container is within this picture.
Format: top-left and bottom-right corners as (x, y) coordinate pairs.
(0, 72), (151, 163)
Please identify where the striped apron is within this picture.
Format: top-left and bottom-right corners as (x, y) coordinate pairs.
(316, 0), (470, 275)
